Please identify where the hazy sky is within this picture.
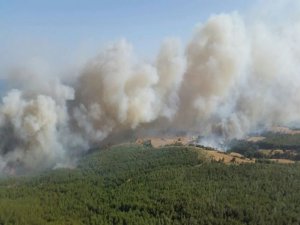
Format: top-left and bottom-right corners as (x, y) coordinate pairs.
(1, 0), (255, 59)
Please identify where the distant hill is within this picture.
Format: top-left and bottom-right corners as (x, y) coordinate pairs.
(229, 132), (300, 161)
(0, 144), (299, 225)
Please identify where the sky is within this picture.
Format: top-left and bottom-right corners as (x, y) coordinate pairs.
(0, 0), (255, 60)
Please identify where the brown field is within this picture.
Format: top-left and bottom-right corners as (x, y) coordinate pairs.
(247, 136), (266, 142)
(202, 150), (255, 164)
(136, 136), (193, 148)
(259, 149), (285, 156)
(135, 136), (296, 165)
(270, 126), (300, 134)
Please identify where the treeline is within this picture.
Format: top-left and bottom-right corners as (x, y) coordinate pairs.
(261, 132), (300, 150)
(0, 145), (299, 224)
(229, 133), (300, 160)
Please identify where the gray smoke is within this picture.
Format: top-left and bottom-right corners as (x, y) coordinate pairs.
(1, 2), (300, 174)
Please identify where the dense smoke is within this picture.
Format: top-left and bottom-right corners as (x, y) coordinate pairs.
(2, 4), (300, 174)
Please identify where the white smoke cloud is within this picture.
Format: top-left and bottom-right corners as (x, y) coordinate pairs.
(0, 90), (68, 172)
(1, 1), (300, 174)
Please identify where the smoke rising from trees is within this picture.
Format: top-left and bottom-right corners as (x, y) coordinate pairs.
(1, 4), (300, 173)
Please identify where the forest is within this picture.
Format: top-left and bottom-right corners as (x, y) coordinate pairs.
(229, 132), (300, 160)
(0, 144), (300, 225)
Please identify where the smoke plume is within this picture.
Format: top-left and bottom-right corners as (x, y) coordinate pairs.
(1, 3), (300, 174)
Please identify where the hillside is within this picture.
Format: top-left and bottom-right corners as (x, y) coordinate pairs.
(0, 144), (300, 225)
(229, 131), (300, 161)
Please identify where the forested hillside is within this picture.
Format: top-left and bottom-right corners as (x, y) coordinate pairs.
(229, 132), (300, 160)
(0, 144), (299, 225)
